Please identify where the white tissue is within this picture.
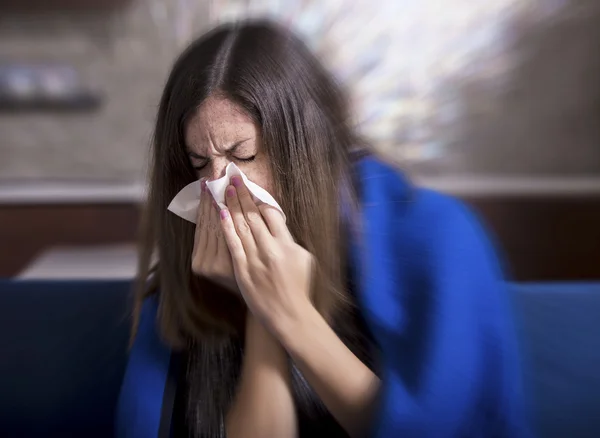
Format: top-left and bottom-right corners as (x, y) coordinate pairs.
(167, 162), (285, 224)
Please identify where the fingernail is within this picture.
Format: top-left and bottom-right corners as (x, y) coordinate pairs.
(220, 209), (229, 219)
(231, 176), (242, 187)
(226, 186), (236, 198)
(201, 179), (207, 193)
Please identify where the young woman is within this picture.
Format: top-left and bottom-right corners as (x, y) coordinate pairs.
(117, 20), (530, 438)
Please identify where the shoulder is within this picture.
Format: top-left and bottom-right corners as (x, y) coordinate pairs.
(408, 188), (497, 266)
(354, 157), (528, 438)
(356, 155), (499, 267)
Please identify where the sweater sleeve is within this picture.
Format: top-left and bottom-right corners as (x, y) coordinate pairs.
(361, 188), (530, 438)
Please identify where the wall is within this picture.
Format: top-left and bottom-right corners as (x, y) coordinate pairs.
(0, 0), (209, 181)
(447, 2), (600, 176)
(0, 0), (599, 182)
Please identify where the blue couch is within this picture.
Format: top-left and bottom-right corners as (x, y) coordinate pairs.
(0, 280), (599, 437)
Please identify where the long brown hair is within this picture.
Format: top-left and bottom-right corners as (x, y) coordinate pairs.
(133, 19), (364, 348)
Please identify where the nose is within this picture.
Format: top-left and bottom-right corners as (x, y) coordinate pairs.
(207, 157), (229, 182)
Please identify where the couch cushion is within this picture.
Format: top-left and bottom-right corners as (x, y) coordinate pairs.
(512, 283), (600, 438)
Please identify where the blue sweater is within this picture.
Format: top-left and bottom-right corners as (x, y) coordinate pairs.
(117, 157), (530, 437)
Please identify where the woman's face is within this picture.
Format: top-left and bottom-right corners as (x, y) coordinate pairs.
(185, 95), (273, 193)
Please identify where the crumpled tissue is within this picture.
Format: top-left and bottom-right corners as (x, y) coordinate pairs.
(167, 162), (285, 224)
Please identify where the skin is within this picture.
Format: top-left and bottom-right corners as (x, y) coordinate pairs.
(187, 95), (272, 294)
(186, 96), (381, 438)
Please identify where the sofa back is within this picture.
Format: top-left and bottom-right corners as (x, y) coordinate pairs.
(0, 279), (599, 437)
(0, 280), (131, 438)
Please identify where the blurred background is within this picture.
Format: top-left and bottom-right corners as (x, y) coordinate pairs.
(1, 0), (599, 280)
(0, 1), (599, 437)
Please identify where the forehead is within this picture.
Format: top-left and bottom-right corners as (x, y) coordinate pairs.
(185, 96), (257, 148)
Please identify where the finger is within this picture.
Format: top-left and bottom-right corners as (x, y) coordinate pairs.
(258, 204), (292, 240)
(231, 176), (272, 245)
(212, 201), (226, 259)
(205, 200), (218, 261)
(219, 208), (247, 271)
(225, 183), (257, 255)
(193, 179), (210, 253)
(196, 179), (211, 224)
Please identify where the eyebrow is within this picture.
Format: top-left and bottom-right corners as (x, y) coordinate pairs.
(187, 138), (252, 160)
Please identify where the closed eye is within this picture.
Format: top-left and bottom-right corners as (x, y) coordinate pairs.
(191, 158), (209, 171)
(235, 155), (256, 163)
(192, 155), (254, 171)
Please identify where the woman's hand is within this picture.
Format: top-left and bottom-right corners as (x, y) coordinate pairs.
(191, 179), (238, 293)
(220, 177), (301, 438)
(218, 176), (314, 332)
(219, 176), (380, 438)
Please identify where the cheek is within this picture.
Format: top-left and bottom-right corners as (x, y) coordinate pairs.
(243, 159), (274, 194)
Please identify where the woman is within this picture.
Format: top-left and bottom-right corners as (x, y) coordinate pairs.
(117, 20), (530, 438)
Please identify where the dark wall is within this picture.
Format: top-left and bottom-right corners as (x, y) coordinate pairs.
(1, 197), (599, 280)
(465, 196), (600, 281)
(0, 204), (139, 277)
